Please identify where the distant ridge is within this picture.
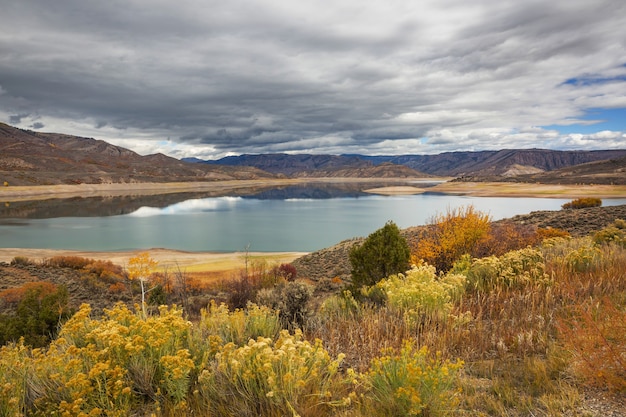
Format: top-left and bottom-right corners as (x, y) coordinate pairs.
(190, 148), (626, 179)
(188, 154), (429, 178)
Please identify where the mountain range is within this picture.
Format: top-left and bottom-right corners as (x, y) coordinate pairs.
(2, 122), (626, 186)
(189, 149), (626, 183)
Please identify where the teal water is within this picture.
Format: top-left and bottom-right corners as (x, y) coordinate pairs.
(1, 193), (625, 252)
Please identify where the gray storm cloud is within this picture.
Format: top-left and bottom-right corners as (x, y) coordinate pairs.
(1, 0), (625, 158)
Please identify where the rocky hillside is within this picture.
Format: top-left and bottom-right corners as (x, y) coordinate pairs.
(0, 123), (276, 185)
(499, 155), (626, 185)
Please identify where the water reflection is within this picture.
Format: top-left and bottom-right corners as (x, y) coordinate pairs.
(128, 197), (243, 217)
(0, 181), (424, 220)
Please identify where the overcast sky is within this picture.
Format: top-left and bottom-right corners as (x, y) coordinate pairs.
(1, 0), (626, 159)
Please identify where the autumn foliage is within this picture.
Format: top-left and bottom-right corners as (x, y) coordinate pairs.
(557, 297), (626, 391)
(562, 197), (602, 209)
(0, 281), (58, 304)
(411, 206), (492, 271)
(411, 206), (571, 272)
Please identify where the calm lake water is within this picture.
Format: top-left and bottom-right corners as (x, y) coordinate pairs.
(2, 184), (625, 252)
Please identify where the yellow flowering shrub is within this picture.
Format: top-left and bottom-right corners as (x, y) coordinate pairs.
(197, 301), (281, 346)
(369, 264), (466, 322)
(0, 342), (30, 416)
(363, 341), (463, 417)
(318, 290), (361, 319)
(197, 329), (351, 417)
(542, 236), (606, 273)
(463, 247), (550, 291)
(17, 303), (195, 416)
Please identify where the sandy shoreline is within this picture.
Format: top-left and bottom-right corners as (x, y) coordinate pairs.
(0, 248), (308, 273)
(2, 179), (625, 202)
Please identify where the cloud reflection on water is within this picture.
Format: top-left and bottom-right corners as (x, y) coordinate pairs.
(127, 197), (243, 217)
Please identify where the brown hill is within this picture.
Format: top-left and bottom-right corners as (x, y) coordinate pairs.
(293, 162), (429, 178)
(0, 123), (276, 186)
(447, 148), (626, 177)
(507, 156), (626, 185)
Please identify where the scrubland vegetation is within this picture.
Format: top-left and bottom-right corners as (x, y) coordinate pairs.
(1, 203), (626, 416)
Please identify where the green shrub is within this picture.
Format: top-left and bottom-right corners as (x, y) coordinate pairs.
(0, 284), (73, 347)
(9, 256), (31, 266)
(256, 281), (313, 329)
(350, 221), (411, 288)
(561, 197), (602, 210)
(318, 290), (361, 319)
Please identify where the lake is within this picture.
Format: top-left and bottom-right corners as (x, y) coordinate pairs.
(2, 183), (625, 252)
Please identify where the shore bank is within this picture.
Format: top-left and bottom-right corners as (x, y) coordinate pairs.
(2, 178), (625, 201)
(0, 248), (307, 274)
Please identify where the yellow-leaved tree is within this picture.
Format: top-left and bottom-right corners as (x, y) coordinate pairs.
(127, 252), (158, 318)
(412, 205), (491, 272)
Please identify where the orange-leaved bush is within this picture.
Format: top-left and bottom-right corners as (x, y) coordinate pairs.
(411, 205), (491, 272)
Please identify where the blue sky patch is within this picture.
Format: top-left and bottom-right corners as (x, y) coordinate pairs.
(542, 108), (626, 134)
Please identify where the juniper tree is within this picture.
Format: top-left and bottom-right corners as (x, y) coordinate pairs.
(349, 221), (410, 288)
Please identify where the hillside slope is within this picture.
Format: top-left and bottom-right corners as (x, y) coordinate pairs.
(505, 155), (626, 185)
(0, 123), (275, 185)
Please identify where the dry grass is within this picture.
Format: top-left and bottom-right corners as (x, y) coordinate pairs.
(305, 236), (626, 416)
(430, 181), (626, 198)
